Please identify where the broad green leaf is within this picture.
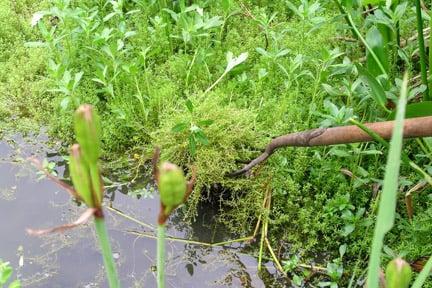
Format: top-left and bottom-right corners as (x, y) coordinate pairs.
(366, 26), (389, 77)
(357, 64), (389, 111)
(197, 119), (214, 126)
(188, 135), (196, 156)
(172, 122), (188, 132)
(366, 73), (408, 288)
(388, 101), (432, 120)
(194, 130), (209, 145)
(362, 0), (385, 5)
(185, 100), (194, 113)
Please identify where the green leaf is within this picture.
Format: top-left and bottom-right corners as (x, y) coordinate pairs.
(172, 122), (188, 132)
(9, 279), (21, 288)
(185, 99), (194, 113)
(197, 119), (214, 126)
(357, 64), (389, 112)
(366, 26), (389, 77)
(194, 130), (209, 145)
(366, 73), (408, 288)
(388, 101), (432, 120)
(0, 265), (12, 285)
(189, 135), (196, 156)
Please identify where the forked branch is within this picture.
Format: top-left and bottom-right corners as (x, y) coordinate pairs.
(228, 116), (432, 177)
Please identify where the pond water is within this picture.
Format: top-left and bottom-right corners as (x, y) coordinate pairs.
(0, 132), (282, 287)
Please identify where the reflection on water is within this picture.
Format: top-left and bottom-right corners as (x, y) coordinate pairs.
(0, 133), (282, 287)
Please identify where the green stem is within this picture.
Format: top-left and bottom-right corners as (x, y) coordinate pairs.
(429, 14), (432, 93)
(345, 10), (388, 77)
(157, 224), (166, 288)
(94, 217), (120, 288)
(415, 0), (430, 100)
(332, 0), (358, 40)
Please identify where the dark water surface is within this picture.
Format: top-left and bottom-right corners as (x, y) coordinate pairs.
(0, 133), (278, 287)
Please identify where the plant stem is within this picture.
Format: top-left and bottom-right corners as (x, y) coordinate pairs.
(429, 15), (432, 93)
(415, 0), (430, 100)
(332, 0), (358, 40)
(157, 224), (166, 288)
(346, 14), (387, 77)
(94, 217), (120, 288)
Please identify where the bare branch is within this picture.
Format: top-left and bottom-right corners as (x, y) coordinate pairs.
(27, 208), (97, 236)
(228, 116), (432, 177)
(28, 157), (80, 199)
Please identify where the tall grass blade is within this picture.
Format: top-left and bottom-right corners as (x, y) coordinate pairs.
(411, 256), (432, 288)
(366, 73), (408, 288)
(414, 0), (430, 100)
(366, 26), (389, 77)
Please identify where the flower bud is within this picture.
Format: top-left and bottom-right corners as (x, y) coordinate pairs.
(158, 162), (186, 214)
(74, 105), (101, 166)
(385, 258), (412, 288)
(69, 144), (93, 207)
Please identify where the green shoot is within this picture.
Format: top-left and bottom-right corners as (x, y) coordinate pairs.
(366, 73), (408, 288)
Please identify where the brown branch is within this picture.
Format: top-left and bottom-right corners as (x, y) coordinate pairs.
(152, 146), (161, 183)
(228, 116), (432, 177)
(184, 166), (197, 201)
(27, 208), (97, 236)
(28, 157), (80, 199)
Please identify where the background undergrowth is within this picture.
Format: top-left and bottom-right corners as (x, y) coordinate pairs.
(1, 0), (432, 286)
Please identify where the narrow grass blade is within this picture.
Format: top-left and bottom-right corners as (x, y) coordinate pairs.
(412, 256), (432, 288)
(414, 0), (430, 100)
(366, 73), (408, 288)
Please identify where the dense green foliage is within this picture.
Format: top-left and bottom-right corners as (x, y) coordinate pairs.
(1, 0), (432, 286)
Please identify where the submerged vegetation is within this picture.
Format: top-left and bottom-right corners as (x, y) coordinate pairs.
(1, 0), (432, 286)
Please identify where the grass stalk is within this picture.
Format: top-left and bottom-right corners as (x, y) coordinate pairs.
(411, 256), (432, 287)
(366, 73), (408, 288)
(414, 0), (430, 100)
(336, 3), (388, 77)
(429, 14), (432, 93)
(94, 217), (120, 288)
(157, 224), (166, 288)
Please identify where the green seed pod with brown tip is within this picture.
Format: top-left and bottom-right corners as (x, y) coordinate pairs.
(158, 162), (186, 215)
(74, 104), (101, 165)
(69, 144), (93, 207)
(385, 258), (412, 288)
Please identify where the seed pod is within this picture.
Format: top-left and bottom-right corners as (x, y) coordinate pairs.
(385, 258), (412, 288)
(69, 144), (93, 207)
(158, 162), (186, 214)
(74, 105), (101, 166)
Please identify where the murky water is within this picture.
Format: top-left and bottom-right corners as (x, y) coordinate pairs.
(0, 132), (281, 287)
